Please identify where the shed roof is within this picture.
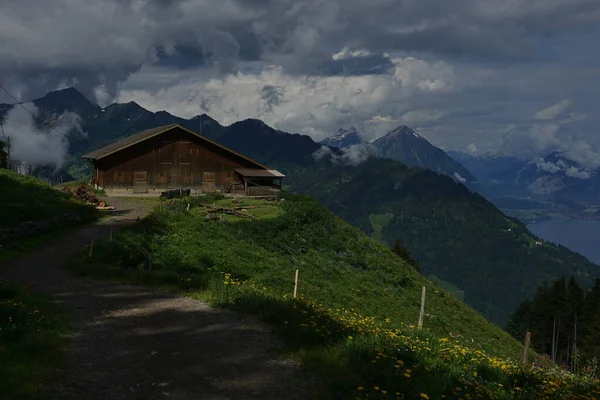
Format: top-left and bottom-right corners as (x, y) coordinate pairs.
(81, 123), (269, 170)
(234, 168), (285, 178)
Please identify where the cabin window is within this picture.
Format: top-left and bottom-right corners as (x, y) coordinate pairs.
(190, 148), (199, 154)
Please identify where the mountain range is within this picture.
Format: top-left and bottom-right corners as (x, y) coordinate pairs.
(1, 87), (599, 325)
(320, 125), (477, 183)
(448, 150), (600, 205)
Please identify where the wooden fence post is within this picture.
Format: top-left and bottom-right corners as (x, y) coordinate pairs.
(293, 269), (299, 298)
(418, 286), (426, 329)
(523, 332), (531, 365)
(187, 203), (191, 212)
(89, 240), (94, 258)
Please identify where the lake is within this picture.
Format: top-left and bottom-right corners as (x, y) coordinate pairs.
(527, 219), (600, 265)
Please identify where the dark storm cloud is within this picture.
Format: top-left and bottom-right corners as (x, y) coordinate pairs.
(1, 0), (600, 162)
(3, 0), (600, 98)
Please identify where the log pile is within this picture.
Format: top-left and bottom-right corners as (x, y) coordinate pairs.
(62, 184), (113, 210)
(196, 203), (258, 220)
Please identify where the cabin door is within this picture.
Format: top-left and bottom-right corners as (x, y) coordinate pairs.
(133, 170), (148, 193)
(202, 171), (216, 192)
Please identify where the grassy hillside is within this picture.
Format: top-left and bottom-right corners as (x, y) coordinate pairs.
(14, 89), (600, 327)
(0, 169), (97, 231)
(285, 158), (600, 326)
(0, 278), (69, 399)
(0, 170), (93, 399)
(70, 194), (599, 399)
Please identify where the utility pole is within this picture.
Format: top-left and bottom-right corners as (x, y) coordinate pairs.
(6, 136), (10, 169)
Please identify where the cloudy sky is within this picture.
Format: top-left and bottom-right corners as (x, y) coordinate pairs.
(1, 0), (599, 165)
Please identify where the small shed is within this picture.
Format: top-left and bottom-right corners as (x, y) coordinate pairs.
(81, 123), (285, 196)
(234, 168), (286, 196)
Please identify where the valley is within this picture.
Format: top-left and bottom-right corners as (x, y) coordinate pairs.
(2, 87), (599, 327)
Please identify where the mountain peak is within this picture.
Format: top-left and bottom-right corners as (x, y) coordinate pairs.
(33, 87), (99, 117)
(371, 124), (477, 183)
(320, 127), (363, 148)
(36, 87), (93, 105)
(384, 125), (422, 140)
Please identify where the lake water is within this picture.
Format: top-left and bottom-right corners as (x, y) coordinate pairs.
(527, 219), (600, 265)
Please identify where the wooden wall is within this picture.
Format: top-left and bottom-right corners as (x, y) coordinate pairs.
(93, 127), (261, 192)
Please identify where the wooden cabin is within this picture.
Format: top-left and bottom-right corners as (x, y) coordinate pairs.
(82, 124), (284, 196)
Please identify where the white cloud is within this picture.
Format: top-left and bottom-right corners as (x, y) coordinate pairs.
(392, 57), (456, 92)
(332, 47), (372, 60)
(536, 160), (561, 174)
(312, 144), (369, 166)
(535, 157), (593, 179)
(565, 166), (591, 179)
(117, 56), (460, 141)
(534, 99), (572, 120)
(467, 143), (478, 153)
(453, 172), (467, 183)
(3, 104), (83, 169)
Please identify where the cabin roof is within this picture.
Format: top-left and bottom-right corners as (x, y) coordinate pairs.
(234, 168), (286, 178)
(81, 123), (269, 170)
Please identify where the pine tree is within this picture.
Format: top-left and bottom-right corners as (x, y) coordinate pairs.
(391, 239), (420, 273)
(505, 300), (531, 341)
(528, 282), (554, 356)
(581, 278), (600, 360)
(565, 276), (585, 366)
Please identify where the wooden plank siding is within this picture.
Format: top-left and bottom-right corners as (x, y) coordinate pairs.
(92, 126), (260, 192)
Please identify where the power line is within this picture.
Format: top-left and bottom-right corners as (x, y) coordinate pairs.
(0, 83), (70, 138)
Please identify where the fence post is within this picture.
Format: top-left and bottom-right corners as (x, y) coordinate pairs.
(293, 269), (299, 298)
(418, 286), (426, 329)
(89, 240), (94, 258)
(523, 332), (531, 365)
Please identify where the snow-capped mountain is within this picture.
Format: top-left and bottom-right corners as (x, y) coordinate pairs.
(321, 125), (477, 183)
(448, 150), (600, 202)
(320, 127), (363, 148)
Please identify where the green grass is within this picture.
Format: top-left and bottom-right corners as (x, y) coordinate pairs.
(0, 169), (98, 230)
(369, 213), (393, 244)
(61, 193), (600, 398)
(0, 278), (70, 399)
(428, 274), (465, 302)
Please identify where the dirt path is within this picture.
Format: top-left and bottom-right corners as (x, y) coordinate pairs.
(1, 198), (316, 400)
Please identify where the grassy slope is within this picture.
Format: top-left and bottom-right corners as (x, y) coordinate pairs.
(0, 169), (97, 398)
(0, 169), (97, 230)
(67, 194), (600, 398)
(284, 158), (600, 325)
(81, 194), (520, 357)
(0, 279), (69, 399)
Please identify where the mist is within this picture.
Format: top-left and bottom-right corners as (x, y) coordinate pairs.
(312, 144), (371, 167)
(2, 103), (84, 171)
